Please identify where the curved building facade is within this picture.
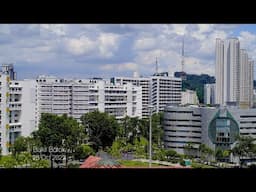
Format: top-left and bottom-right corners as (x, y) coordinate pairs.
(163, 106), (202, 154)
(164, 105), (256, 156)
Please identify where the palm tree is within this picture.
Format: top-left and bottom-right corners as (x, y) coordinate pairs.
(231, 135), (256, 166)
(184, 142), (197, 158)
(199, 144), (214, 162)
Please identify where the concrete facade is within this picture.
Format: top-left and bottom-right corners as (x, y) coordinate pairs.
(164, 105), (256, 156)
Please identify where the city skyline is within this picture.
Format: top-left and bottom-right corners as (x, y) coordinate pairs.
(0, 24), (256, 80)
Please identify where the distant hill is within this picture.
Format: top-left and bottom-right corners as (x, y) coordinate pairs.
(174, 72), (215, 103)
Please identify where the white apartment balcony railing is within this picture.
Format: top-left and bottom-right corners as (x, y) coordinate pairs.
(9, 122), (22, 127)
(9, 101), (22, 105)
(9, 105), (22, 111)
(9, 90), (22, 94)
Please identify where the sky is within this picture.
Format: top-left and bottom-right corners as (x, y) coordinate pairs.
(0, 24), (256, 80)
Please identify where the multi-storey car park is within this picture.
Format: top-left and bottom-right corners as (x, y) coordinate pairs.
(163, 104), (256, 162)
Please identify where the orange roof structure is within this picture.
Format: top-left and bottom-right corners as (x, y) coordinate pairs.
(80, 156), (101, 168)
(80, 153), (192, 169)
(80, 155), (123, 168)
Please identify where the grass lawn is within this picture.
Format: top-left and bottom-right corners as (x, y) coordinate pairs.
(118, 160), (168, 167)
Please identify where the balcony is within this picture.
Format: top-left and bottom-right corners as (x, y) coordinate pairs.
(73, 100), (89, 104)
(9, 122), (22, 127)
(9, 101), (22, 105)
(9, 123), (22, 133)
(9, 89), (22, 94)
(9, 104), (22, 111)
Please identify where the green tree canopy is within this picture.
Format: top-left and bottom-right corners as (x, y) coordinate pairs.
(32, 113), (84, 166)
(151, 112), (164, 146)
(80, 111), (119, 151)
(232, 136), (256, 166)
(74, 144), (95, 160)
(12, 136), (29, 155)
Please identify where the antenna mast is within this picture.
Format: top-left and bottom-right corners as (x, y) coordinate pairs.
(155, 57), (158, 74)
(181, 37), (185, 72)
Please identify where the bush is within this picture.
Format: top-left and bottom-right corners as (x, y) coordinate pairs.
(74, 144), (95, 160)
(171, 159), (178, 164)
(180, 159), (185, 166)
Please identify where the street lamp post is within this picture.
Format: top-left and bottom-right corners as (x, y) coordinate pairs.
(148, 105), (154, 168)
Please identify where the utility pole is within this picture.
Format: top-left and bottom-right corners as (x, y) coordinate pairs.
(148, 105), (154, 168)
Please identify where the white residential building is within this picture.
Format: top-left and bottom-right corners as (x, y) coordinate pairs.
(249, 60), (254, 108)
(0, 71), (142, 155)
(215, 38), (254, 108)
(150, 74), (182, 113)
(111, 76), (151, 117)
(181, 89), (199, 105)
(253, 89), (256, 108)
(216, 38), (240, 105)
(112, 73), (182, 116)
(204, 84), (215, 105)
(35, 75), (142, 127)
(215, 38), (225, 105)
(0, 71), (37, 155)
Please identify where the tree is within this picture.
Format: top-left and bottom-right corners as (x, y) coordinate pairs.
(30, 159), (50, 168)
(118, 116), (140, 144)
(215, 148), (224, 161)
(151, 113), (164, 147)
(74, 144), (95, 160)
(232, 136), (256, 166)
(33, 113), (84, 167)
(223, 150), (231, 159)
(123, 112), (164, 147)
(11, 136), (30, 155)
(137, 118), (149, 139)
(199, 144), (214, 161)
(0, 155), (17, 168)
(80, 111), (119, 151)
(184, 142), (198, 158)
(134, 137), (148, 159)
(165, 149), (179, 162)
(153, 148), (166, 161)
(109, 139), (125, 159)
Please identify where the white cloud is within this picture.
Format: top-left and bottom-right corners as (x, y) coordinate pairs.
(239, 31), (256, 60)
(0, 24), (251, 79)
(133, 37), (156, 50)
(239, 31), (256, 48)
(197, 30), (229, 55)
(65, 37), (96, 55)
(184, 57), (214, 75)
(40, 24), (67, 36)
(0, 24), (10, 35)
(98, 33), (120, 58)
(198, 24), (215, 33)
(171, 24), (188, 35)
(190, 24), (215, 41)
(100, 62), (137, 71)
